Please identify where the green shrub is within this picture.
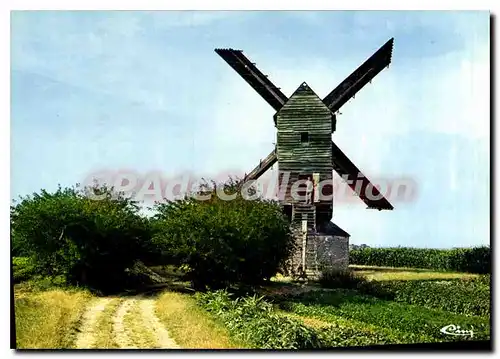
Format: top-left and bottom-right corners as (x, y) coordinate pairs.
(13, 257), (37, 283)
(10, 185), (151, 293)
(196, 290), (322, 349)
(21, 275), (69, 291)
(151, 178), (294, 289)
(349, 247), (490, 274)
(319, 269), (367, 289)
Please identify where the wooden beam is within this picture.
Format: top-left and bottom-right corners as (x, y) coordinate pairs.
(244, 149), (277, 181)
(323, 38), (394, 113)
(214, 49), (288, 112)
(332, 141), (394, 210)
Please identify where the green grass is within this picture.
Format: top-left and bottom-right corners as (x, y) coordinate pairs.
(276, 289), (490, 343)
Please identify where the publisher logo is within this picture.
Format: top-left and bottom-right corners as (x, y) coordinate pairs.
(440, 324), (474, 338)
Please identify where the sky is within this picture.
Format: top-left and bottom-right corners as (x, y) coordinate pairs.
(11, 11), (490, 248)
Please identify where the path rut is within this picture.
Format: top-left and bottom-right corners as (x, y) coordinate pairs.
(75, 295), (180, 349)
(75, 297), (113, 349)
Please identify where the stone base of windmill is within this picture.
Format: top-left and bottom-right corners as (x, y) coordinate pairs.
(286, 230), (350, 281)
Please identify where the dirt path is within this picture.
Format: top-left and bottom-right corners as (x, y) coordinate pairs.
(113, 298), (138, 349)
(140, 298), (180, 348)
(75, 297), (114, 349)
(75, 295), (180, 349)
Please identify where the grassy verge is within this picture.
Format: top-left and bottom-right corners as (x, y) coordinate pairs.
(14, 288), (93, 349)
(155, 291), (244, 349)
(277, 289), (490, 342)
(93, 298), (122, 349)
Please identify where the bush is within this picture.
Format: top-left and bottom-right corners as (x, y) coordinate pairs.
(13, 257), (37, 283)
(196, 290), (322, 349)
(10, 185), (151, 292)
(20, 275), (69, 291)
(319, 269), (367, 289)
(150, 178), (294, 289)
(349, 247), (491, 274)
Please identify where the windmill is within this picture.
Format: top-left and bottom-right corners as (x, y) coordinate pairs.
(215, 38), (395, 278)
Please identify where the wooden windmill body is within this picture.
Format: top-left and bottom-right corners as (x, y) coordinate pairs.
(215, 38), (395, 278)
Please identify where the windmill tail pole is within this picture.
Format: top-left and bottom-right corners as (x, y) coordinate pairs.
(301, 220), (307, 274)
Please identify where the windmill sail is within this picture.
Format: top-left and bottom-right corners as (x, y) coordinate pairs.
(323, 38), (394, 113)
(331, 141), (393, 210)
(215, 49), (288, 111)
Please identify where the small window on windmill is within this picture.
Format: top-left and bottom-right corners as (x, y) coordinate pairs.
(300, 132), (309, 145)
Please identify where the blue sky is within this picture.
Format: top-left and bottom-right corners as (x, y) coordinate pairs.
(11, 11), (490, 248)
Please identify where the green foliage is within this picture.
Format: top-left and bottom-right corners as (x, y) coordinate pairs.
(349, 247), (491, 274)
(196, 290), (322, 349)
(10, 185), (151, 292)
(317, 324), (400, 347)
(285, 300), (420, 344)
(357, 276), (490, 317)
(150, 178), (294, 289)
(20, 275), (69, 291)
(319, 269), (367, 289)
(13, 257), (37, 283)
(197, 288), (487, 348)
(277, 290), (490, 342)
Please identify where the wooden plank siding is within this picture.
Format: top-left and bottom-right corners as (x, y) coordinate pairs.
(276, 82), (333, 207)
